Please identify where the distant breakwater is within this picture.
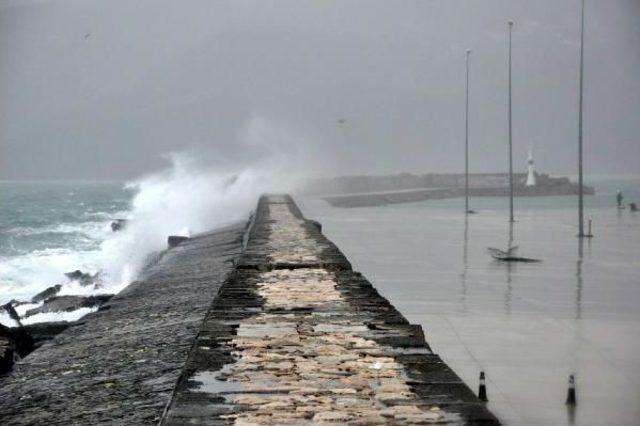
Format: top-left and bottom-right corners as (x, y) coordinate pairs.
(308, 172), (594, 208)
(1, 195), (499, 425)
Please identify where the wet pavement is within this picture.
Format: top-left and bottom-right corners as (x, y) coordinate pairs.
(162, 195), (499, 425)
(298, 195), (640, 426)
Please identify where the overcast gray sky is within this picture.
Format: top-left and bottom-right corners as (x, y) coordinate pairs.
(1, 0), (639, 180)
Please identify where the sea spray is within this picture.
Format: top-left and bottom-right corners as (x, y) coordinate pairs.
(0, 181), (131, 305)
(96, 153), (300, 294)
(94, 115), (318, 293)
(0, 158), (297, 310)
(1, 116), (318, 307)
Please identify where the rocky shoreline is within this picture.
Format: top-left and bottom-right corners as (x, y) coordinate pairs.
(0, 230), (195, 373)
(1, 271), (114, 373)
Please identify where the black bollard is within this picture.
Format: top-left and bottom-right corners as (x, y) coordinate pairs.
(478, 371), (488, 401)
(566, 374), (577, 405)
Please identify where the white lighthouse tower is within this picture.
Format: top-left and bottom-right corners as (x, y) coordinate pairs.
(526, 146), (536, 186)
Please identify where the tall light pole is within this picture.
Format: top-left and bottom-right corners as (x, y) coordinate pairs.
(577, 0), (586, 237)
(508, 20), (515, 223)
(465, 49), (471, 215)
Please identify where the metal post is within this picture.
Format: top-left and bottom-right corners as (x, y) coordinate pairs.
(578, 0), (586, 237)
(465, 49), (471, 215)
(508, 21), (514, 223)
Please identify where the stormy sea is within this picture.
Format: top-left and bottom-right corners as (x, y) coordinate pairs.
(0, 181), (131, 325)
(0, 157), (289, 325)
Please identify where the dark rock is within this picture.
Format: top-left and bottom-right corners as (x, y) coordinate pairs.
(110, 219), (127, 232)
(0, 333), (14, 374)
(65, 270), (84, 280)
(0, 323), (35, 367)
(168, 235), (190, 248)
(25, 295), (113, 317)
(64, 270), (97, 286)
(22, 322), (71, 349)
(1, 303), (21, 324)
(31, 284), (62, 303)
(11, 327), (34, 357)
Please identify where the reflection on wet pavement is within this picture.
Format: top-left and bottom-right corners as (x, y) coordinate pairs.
(300, 196), (640, 426)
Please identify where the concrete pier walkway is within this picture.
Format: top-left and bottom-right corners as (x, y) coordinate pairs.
(0, 194), (499, 425)
(162, 195), (499, 424)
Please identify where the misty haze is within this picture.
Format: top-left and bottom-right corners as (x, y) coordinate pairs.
(0, 1), (639, 425)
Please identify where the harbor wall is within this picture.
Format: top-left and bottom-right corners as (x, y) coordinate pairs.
(0, 223), (246, 424)
(324, 184), (593, 208)
(304, 172), (594, 196)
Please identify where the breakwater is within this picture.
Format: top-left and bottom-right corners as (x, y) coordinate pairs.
(306, 172), (593, 195)
(305, 173), (594, 208)
(323, 185), (593, 208)
(0, 223), (246, 424)
(1, 195), (499, 425)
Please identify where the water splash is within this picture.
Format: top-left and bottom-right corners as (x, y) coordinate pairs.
(98, 154), (295, 293)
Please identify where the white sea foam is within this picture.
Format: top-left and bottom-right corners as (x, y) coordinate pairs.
(92, 116), (313, 294)
(56, 280), (114, 297)
(1, 116), (314, 311)
(0, 311), (20, 328)
(96, 154), (297, 293)
(20, 307), (99, 325)
(13, 302), (42, 317)
(85, 210), (130, 221)
(0, 248), (103, 304)
(0, 160), (288, 303)
(7, 221), (112, 238)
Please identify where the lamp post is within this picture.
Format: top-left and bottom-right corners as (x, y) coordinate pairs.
(508, 20), (514, 223)
(577, 0), (586, 237)
(465, 49), (471, 215)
